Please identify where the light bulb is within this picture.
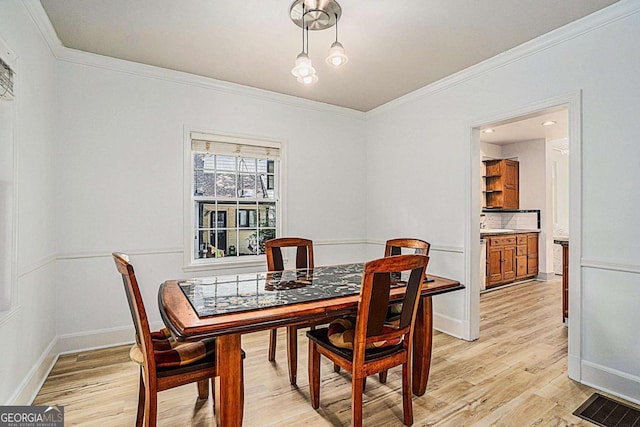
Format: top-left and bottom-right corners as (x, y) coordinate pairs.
(297, 73), (318, 85)
(292, 52), (315, 78)
(326, 41), (348, 68)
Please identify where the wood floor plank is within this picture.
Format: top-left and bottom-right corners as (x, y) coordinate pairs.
(32, 278), (633, 426)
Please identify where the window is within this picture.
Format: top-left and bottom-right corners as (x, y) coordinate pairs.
(188, 132), (280, 265)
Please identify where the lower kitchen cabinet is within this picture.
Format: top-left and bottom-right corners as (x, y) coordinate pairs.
(486, 232), (538, 288)
(527, 233), (538, 276)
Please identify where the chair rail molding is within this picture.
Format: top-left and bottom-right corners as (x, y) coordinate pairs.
(581, 258), (640, 275)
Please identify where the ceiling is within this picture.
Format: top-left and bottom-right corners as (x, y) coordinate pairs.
(40, 0), (618, 112)
(480, 109), (568, 145)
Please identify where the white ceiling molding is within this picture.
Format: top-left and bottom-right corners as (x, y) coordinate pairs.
(21, 0), (639, 118)
(21, 0), (366, 120)
(366, 0), (640, 119)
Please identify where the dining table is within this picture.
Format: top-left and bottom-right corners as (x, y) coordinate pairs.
(158, 262), (463, 427)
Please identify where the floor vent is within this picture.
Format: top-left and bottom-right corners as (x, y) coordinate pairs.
(574, 393), (640, 427)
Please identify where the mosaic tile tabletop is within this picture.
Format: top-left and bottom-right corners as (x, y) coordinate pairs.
(179, 263), (434, 318)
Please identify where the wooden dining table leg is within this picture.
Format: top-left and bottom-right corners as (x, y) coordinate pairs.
(215, 334), (243, 427)
(286, 325), (298, 385)
(412, 295), (433, 396)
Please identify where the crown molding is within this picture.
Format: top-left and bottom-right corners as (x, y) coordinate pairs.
(21, 0), (365, 121)
(23, 0), (639, 120)
(366, 0), (640, 118)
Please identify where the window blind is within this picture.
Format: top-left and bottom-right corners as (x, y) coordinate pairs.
(191, 132), (280, 160)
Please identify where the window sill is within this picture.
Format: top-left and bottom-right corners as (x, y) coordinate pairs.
(183, 256), (267, 273)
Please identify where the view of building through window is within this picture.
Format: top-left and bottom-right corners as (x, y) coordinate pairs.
(191, 139), (279, 261)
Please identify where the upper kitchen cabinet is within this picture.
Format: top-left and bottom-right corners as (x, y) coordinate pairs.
(483, 159), (519, 209)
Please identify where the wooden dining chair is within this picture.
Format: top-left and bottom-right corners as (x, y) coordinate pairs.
(380, 238), (431, 383)
(264, 237), (314, 386)
(307, 254), (429, 427)
(113, 252), (219, 427)
(385, 238), (431, 258)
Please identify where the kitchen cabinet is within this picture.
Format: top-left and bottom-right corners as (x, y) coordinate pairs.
(515, 233), (539, 279)
(516, 235), (528, 279)
(486, 232), (538, 288)
(527, 233), (538, 276)
(483, 159), (519, 209)
(486, 235), (516, 287)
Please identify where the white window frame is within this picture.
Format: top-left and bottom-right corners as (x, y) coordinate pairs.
(183, 128), (285, 272)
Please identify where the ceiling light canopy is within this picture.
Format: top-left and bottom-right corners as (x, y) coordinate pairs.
(542, 120), (557, 126)
(290, 0), (348, 85)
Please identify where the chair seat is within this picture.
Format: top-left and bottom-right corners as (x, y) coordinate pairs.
(129, 327), (216, 369)
(307, 327), (403, 362)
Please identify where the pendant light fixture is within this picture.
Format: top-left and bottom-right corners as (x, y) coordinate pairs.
(326, 12), (348, 68)
(290, 0), (347, 85)
(291, 2), (317, 84)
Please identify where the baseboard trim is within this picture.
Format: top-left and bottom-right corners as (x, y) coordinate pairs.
(536, 271), (556, 281)
(568, 353), (581, 381)
(7, 336), (58, 405)
(6, 322), (169, 405)
(433, 311), (467, 340)
(581, 360), (640, 406)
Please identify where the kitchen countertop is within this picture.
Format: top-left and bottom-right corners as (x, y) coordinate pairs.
(554, 237), (569, 246)
(480, 229), (540, 236)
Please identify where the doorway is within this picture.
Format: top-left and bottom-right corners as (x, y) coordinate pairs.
(466, 92), (582, 381)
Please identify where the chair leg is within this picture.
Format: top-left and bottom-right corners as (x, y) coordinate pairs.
(351, 377), (364, 427)
(379, 370), (388, 383)
(197, 379), (209, 399)
(334, 363), (340, 373)
(144, 385), (158, 427)
(240, 359), (244, 423)
(286, 325), (298, 385)
(402, 361), (413, 426)
(268, 328), (277, 361)
(211, 378), (215, 411)
(136, 370), (145, 427)
(308, 340), (321, 409)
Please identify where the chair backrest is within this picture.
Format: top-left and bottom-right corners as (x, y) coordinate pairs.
(112, 252), (156, 373)
(384, 238), (430, 257)
(353, 254), (429, 360)
(265, 237), (314, 272)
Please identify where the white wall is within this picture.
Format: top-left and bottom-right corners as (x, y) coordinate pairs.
(3, 0), (640, 409)
(53, 59), (367, 340)
(0, 91), (13, 310)
(0, 1), (58, 404)
(366, 4), (640, 403)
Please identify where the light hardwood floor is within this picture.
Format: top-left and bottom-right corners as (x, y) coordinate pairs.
(34, 278), (617, 426)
